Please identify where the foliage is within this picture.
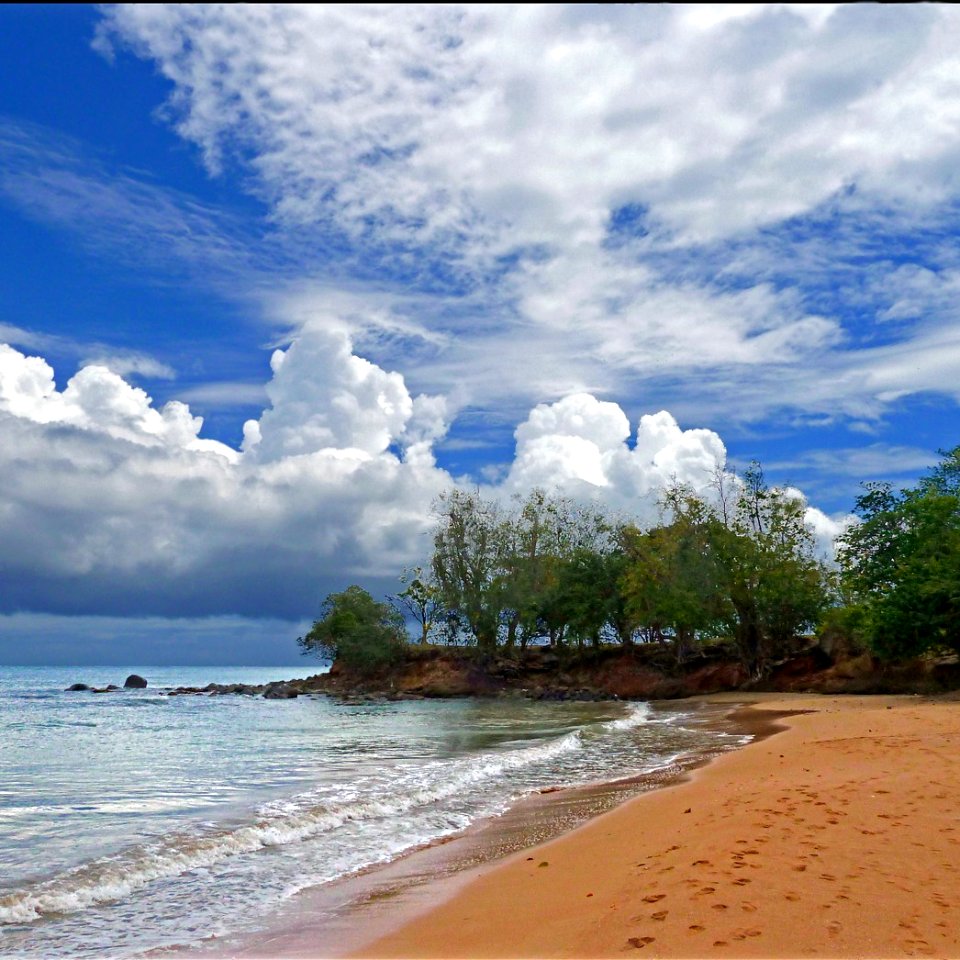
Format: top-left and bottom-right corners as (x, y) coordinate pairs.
(298, 585), (406, 673)
(430, 488), (613, 651)
(426, 474), (828, 670)
(392, 566), (443, 644)
(620, 493), (728, 659)
(620, 473), (827, 674)
(308, 449), (960, 674)
(716, 465), (828, 674)
(838, 447), (960, 660)
(430, 489), (509, 651)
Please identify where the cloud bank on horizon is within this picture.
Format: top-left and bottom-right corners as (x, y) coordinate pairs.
(2, 334), (794, 618)
(2, 4), (959, 626)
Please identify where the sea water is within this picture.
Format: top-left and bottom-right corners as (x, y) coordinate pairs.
(0, 665), (749, 958)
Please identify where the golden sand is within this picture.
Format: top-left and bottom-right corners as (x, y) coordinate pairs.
(353, 694), (960, 958)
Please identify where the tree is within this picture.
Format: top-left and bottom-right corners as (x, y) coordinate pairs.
(298, 585), (406, 673)
(838, 447), (960, 659)
(501, 490), (612, 650)
(550, 548), (617, 649)
(622, 471), (827, 676)
(716, 467), (827, 675)
(428, 488), (615, 652)
(430, 489), (510, 651)
(393, 566), (443, 645)
(620, 492), (729, 660)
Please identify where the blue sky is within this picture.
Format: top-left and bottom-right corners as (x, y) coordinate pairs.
(1, 4), (958, 665)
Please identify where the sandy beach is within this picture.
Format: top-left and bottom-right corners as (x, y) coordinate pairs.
(352, 693), (960, 959)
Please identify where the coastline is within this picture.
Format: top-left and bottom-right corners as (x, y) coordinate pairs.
(348, 692), (960, 959)
(186, 699), (768, 960)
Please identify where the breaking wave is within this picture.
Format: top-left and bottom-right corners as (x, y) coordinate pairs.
(0, 718), (594, 924)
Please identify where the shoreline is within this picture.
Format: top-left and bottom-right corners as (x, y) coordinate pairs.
(186, 698), (772, 960)
(348, 692), (960, 959)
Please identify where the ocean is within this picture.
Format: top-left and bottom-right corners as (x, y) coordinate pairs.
(0, 665), (750, 958)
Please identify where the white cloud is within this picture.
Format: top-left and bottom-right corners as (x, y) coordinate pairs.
(79, 353), (177, 381)
(0, 344), (234, 459)
(89, 4), (960, 432)
(505, 395), (727, 518)
(0, 339), (450, 616)
(250, 325), (415, 461)
(97, 4), (958, 248)
(0, 338), (842, 617)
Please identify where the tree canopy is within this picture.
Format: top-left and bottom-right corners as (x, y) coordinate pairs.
(298, 585), (406, 673)
(301, 446), (958, 675)
(837, 446), (960, 659)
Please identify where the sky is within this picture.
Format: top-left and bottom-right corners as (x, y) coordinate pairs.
(1, 4), (959, 665)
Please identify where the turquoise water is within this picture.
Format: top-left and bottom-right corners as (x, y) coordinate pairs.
(0, 666), (747, 958)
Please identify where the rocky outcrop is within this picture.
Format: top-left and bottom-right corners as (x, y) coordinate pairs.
(152, 645), (960, 703)
(162, 675), (330, 699)
(124, 674), (148, 689)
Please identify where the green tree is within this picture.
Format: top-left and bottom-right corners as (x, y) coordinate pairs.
(550, 548), (617, 649)
(430, 489), (509, 651)
(502, 490), (612, 650)
(298, 585), (407, 673)
(838, 447), (960, 659)
(620, 491), (729, 660)
(393, 566), (443, 645)
(717, 465), (827, 675)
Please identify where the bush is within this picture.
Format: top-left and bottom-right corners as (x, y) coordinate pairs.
(298, 585), (406, 674)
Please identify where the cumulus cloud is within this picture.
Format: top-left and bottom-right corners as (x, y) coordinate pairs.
(505, 394), (727, 517)
(0, 344), (233, 458)
(0, 337), (449, 617)
(0, 336), (844, 619)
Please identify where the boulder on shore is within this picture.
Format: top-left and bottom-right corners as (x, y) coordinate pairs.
(66, 683), (90, 691)
(124, 674), (148, 689)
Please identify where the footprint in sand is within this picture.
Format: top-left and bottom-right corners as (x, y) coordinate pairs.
(650, 910), (668, 921)
(626, 936), (655, 949)
(712, 940), (729, 947)
(733, 878), (752, 886)
(698, 887), (716, 895)
(741, 902), (758, 913)
(642, 893), (666, 903)
(689, 924), (705, 932)
(711, 903), (729, 911)
(692, 859), (711, 866)
(784, 893), (801, 902)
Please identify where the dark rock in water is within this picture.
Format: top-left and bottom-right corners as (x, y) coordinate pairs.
(124, 674), (148, 689)
(66, 683), (90, 691)
(105, 684), (119, 691)
(263, 683), (298, 699)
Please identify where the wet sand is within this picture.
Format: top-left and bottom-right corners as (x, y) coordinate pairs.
(353, 693), (960, 958)
(190, 701), (749, 960)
